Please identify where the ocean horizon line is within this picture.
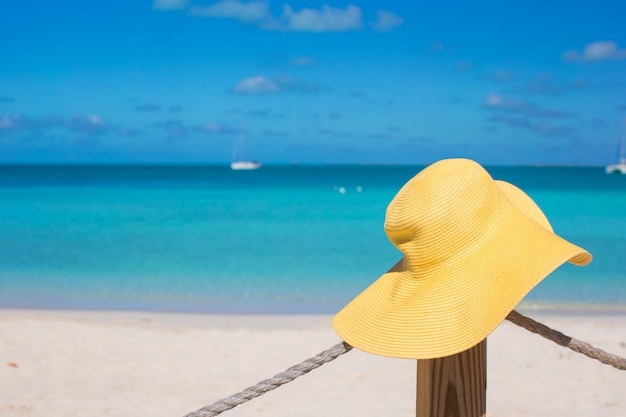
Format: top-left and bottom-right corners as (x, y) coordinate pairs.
(0, 162), (615, 168)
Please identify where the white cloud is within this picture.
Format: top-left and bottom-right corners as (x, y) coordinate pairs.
(289, 56), (317, 67)
(0, 113), (114, 139)
(233, 76), (280, 94)
(200, 123), (223, 132)
(482, 93), (575, 118)
(371, 10), (403, 32)
(483, 93), (504, 107)
(269, 4), (362, 32)
(67, 114), (108, 136)
(583, 41), (625, 60)
(516, 74), (587, 96)
(152, 0), (189, 10)
(189, 0), (270, 23)
(87, 115), (103, 125)
(489, 115), (574, 138)
(232, 74), (324, 95)
(562, 40), (626, 62)
(179, 2), (368, 33)
(0, 114), (16, 129)
(198, 122), (239, 134)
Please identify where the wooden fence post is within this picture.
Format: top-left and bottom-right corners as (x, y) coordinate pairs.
(416, 339), (487, 417)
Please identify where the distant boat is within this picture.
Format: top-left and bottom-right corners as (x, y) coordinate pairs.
(231, 132), (261, 170)
(606, 119), (626, 174)
(231, 160), (261, 170)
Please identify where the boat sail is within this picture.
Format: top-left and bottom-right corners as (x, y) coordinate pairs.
(606, 119), (626, 174)
(231, 132), (261, 170)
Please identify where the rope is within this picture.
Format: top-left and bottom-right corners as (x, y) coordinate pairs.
(184, 341), (352, 417)
(184, 310), (626, 417)
(505, 310), (626, 371)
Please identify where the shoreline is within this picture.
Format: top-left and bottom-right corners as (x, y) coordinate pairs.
(3, 301), (626, 317)
(2, 308), (625, 417)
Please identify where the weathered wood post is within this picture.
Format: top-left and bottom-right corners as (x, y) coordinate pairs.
(416, 340), (486, 417)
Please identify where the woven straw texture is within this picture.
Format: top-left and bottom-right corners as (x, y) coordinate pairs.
(332, 158), (591, 359)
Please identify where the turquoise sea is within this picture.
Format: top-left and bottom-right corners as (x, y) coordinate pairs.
(0, 164), (625, 314)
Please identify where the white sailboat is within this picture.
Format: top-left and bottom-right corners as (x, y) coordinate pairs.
(606, 119), (626, 174)
(231, 132), (261, 170)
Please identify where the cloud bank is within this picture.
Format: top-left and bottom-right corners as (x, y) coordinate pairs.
(516, 74), (586, 96)
(483, 93), (577, 138)
(562, 41), (626, 62)
(483, 93), (576, 118)
(233, 76), (281, 94)
(370, 10), (403, 32)
(270, 4), (362, 32)
(184, 1), (401, 33)
(0, 113), (111, 138)
(189, 0), (270, 23)
(232, 74), (324, 95)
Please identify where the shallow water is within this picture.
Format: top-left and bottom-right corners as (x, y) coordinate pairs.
(0, 164), (625, 313)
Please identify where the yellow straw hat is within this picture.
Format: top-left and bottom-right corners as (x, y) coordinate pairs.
(332, 158), (591, 359)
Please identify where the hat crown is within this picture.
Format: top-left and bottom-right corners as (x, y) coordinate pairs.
(333, 157), (591, 359)
(384, 159), (507, 273)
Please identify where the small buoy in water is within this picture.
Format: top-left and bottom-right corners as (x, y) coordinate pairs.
(339, 187), (346, 194)
(356, 186), (362, 192)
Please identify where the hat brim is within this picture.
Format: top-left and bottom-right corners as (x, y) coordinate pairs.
(332, 183), (591, 359)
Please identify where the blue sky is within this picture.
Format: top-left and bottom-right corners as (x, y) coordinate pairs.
(1, 0), (626, 165)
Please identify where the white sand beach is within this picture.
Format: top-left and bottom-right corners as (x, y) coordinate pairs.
(1, 309), (625, 417)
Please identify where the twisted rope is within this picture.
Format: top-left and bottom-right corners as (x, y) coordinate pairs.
(184, 310), (626, 417)
(505, 310), (626, 371)
(184, 341), (352, 417)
